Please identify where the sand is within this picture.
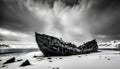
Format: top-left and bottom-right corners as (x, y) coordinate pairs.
(0, 50), (120, 69)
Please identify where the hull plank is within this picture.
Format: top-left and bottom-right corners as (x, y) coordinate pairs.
(35, 32), (98, 56)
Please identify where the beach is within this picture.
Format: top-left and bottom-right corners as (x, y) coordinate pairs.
(0, 49), (120, 69)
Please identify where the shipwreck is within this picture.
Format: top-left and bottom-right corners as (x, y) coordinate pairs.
(35, 32), (98, 56)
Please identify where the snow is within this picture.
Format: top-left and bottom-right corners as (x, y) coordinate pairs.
(98, 40), (120, 49)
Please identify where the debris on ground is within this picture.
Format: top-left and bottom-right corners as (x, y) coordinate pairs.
(20, 60), (31, 67)
(3, 57), (15, 64)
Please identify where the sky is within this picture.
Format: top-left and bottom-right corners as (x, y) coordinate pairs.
(1, 0), (120, 47)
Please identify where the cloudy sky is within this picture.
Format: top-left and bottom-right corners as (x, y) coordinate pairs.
(1, 0), (120, 47)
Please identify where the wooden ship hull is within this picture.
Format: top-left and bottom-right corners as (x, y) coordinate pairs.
(35, 32), (98, 56)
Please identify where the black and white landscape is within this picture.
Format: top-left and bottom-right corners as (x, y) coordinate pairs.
(0, 0), (120, 69)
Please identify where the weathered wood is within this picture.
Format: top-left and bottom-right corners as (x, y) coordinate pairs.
(35, 32), (98, 56)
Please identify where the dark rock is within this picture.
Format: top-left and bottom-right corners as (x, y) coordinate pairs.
(47, 57), (52, 59)
(0, 59), (1, 61)
(33, 55), (40, 58)
(52, 67), (59, 69)
(20, 60), (31, 67)
(33, 55), (38, 58)
(108, 58), (110, 60)
(40, 58), (45, 60)
(3, 57), (15, 64)
(2, 65), (6, 67)
(105, 57), (107, 59)
(49, 60), (52, 62)
(78, 56), (81, 57)
(17, 59), (23, 62)
(59, 57), (62, 59)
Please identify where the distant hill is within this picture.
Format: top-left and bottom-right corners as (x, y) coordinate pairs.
(0, 43), (10, 48)
(98, 40), (120, 50)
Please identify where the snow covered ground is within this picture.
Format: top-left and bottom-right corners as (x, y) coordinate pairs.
(0, 50), (120, 69)
(98, 40), (120, 49)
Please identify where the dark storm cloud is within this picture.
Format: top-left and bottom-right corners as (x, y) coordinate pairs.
(0, 34), (19, 41)
(94, 35), (120, 42)
(80, 0), (120, 41)
(60, 0), (79, 6)
(0, 0), (46, 34)
(90, 0), (120, 13)
(1, 0), (120, 43)
(31, 0), (80, 7)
